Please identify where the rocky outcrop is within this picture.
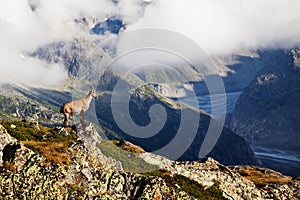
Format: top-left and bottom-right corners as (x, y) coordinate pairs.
(139, 152), (300, 200)
(1, 122), (300, 199)
(0, 124), (17, 164)
(0, 123), (192, 199)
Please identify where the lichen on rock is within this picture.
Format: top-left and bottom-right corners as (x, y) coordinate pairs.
(0, 122), (299, 199)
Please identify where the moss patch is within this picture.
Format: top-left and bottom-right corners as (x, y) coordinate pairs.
(143, 169), (226, 199)
(96, 140), (157, 173)
(111, 140), (145, 153)
(67, 183), (84, 199)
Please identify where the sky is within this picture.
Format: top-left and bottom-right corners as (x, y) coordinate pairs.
(0, 0), (300, 85)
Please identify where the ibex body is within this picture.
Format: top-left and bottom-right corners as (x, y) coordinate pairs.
(60, 86), (99, 128)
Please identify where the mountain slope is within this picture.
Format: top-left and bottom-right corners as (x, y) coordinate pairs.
(146, 50), (276, 97)
(230, 48), (300, 176)
(95, 76), (257, 165)
(230, 49), (300, 150)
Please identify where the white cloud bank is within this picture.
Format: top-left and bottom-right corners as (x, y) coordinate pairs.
(0, 0), (145, 86)
(129, 0), (300, 55)
(1, 0), (300, 86)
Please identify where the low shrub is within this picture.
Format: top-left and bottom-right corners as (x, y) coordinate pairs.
(2, 120), (77, 165)
(237, 167), (292, 187)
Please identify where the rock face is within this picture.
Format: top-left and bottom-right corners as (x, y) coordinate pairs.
(31, 39), (110, 79)
(1, 123), (299, 199)
(230, 49), (300, 176)
(91, 17), (124, 35)
(230, 49), (300, 151)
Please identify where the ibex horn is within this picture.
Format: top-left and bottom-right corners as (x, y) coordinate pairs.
(88, 84), (94, 90)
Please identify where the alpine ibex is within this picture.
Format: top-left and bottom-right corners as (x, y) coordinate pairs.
(60, 85), (99, 127)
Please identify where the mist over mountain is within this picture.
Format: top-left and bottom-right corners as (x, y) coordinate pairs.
(0, 0), (147, 86)
(130, 0), (300, 55)
(1, 0), (300, 86)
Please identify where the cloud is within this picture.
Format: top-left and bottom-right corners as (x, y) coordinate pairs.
(2, 0), (299, 86)
(128, 0), (300, 55)
(0, 51), (67, 86)
(0, 0), (145, 86)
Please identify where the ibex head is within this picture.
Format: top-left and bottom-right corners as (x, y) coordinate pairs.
(88, 85), (99, 99)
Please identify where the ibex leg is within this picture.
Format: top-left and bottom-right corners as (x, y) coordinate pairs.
(80, 111), (85, 125)
(63, 113), (70, 128)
